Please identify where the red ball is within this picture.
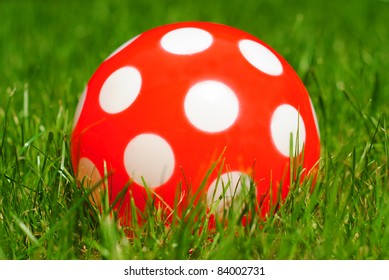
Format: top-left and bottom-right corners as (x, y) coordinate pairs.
(71, 22), (320, 224)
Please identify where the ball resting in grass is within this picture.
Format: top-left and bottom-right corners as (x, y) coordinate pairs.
(71, 21), (321, 228)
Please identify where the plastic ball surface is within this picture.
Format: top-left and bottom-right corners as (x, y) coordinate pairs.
(71, 22), (321, 224)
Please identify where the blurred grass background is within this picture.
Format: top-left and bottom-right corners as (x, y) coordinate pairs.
(0, 0), (388, 259)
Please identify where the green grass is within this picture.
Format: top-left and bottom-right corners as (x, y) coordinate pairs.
(0, 0), (388, 260)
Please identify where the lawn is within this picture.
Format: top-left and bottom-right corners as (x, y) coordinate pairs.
(0, 0), (388, 260)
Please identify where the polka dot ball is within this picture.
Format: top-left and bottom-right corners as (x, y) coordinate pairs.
(71, 22), (321, 224)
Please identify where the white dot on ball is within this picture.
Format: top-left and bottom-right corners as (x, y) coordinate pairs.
(161, 27), (213, 55)
(207, 171), (251, 213)
(184, 80), (239, 133)
(99, 66), (142, 114)
(77, 157), (102, 186)
(73, 86), (87, 129)
(309, 98), (320, 139)
(77, 157), (103, 205)
(123, 133), (175, 188)
(105, 34), (140, 60)
(239, 39), (283, 76)
(270, 104), (306, 157)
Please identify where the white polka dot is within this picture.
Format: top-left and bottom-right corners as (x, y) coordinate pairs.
(184, 80), (239, 133)
(105, 34), (140, 60)
(99, 66), (142, 114)
(309, 98), (320, 138)
(271, 104), (306, 157)
(72, 86), (87, 129)
(238, 39), (283, 76)
(124, 133), (175, 188)
(207, 172), (251, 213)
(161, 27), (213, 55)
(77, 157), (103, 205)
